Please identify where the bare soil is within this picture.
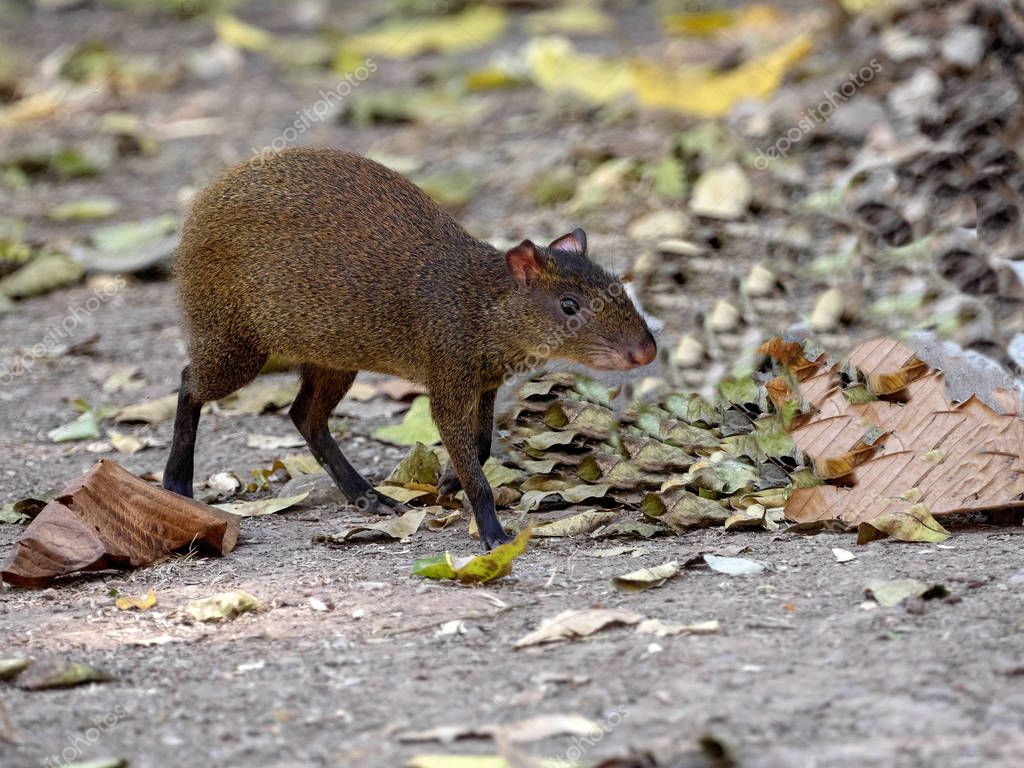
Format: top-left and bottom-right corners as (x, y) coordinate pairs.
(2, 2), (1024, 768)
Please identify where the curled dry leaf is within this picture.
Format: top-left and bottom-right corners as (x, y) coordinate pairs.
(1, 460), (238, 587)
(316, 508), (427, 544)
(183, 590), (261, 622)
(214, 491), (310, 517)
(635, 618), (721, 636)
(115, 588), (157, 611)
(16, 659), (112, 690)
(612, 561), (680, 593)
(514, 608), (644, 648)
(533, 509), (620, 537)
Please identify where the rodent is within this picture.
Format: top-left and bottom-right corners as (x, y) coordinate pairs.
(163, 148), (657, 549)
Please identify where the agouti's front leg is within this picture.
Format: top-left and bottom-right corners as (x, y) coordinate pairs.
(431, 386), (510, 550)
(437, 388), (496, 496)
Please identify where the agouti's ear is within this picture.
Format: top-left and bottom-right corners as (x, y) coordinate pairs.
(548, 228), (587, 257)
(506, 240), (546, 287)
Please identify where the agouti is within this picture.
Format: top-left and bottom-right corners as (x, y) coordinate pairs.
(163, 148), (656, 549)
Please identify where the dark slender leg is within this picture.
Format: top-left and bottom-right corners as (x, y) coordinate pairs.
(431, 385), (509, 549)
(437, 388), (497, 496)
(290, 364), (400, 516)
(163, 367), (202, 498)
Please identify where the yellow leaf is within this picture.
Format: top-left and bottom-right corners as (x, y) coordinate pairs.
(631, 35), (814, 118)
(214, 14), (272, 52)
(115, 589), (157, 611)
(526, 34), (813, 118)
(347, 6), (507, 59)
(662, 5), (781, 37)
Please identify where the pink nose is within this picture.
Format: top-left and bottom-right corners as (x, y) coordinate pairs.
(627, 337), (657, 366)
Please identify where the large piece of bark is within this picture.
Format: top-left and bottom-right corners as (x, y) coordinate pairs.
(2, 460), (238, 587)
(763, 338), (1024, 525)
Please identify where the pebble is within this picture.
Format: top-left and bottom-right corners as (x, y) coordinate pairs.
(809, 288), (844, 332)
(707, 300), (740, 332)
(627, 210), (687, 240)
(940, 26), (987, 70)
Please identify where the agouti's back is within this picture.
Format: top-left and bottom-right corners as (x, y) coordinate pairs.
(177, 148), (504, 384)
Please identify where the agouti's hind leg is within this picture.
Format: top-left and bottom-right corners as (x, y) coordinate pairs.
(163, 366), (202, 497)
(290, 364), (402, 516)
(164, 345), (268, 498)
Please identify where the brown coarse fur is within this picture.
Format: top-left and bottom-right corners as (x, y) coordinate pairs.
(164, 147), (656, 549)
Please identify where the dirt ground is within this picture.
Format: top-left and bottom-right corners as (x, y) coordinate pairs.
(3, 1), (1024, 767)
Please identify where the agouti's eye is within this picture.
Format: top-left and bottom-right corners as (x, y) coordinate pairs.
(560, 297), (580, 316)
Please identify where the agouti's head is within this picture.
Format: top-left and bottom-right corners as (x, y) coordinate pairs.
(505, 228), (657, 371)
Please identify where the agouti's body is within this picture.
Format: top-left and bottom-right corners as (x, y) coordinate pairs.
(165, 148), (656, 548)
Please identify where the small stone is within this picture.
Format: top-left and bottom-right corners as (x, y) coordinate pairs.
(742, 263), (775, 297)
(656, 239), (706, 257)
(707, 300), (740, 332)
(888, 68), (941, 123)
(690, 162), (751, 220)
(940, 26), (986, 70)
(1008, 333), (1024, 373)
(809, 288), (843, 332)
(881, 28), (932, 62)
(627, 210), (687, 240)
(673, 335), (704, 368)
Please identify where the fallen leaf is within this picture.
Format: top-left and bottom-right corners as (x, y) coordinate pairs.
(865, 578), (948, 607)
(16, 659), (112, 690)
(636, 618), (721, 636)
(316, 508), (427, 543)
(388, 442), (443, 486)
(183, 590), (261, 622)
(612, 561), (680, 593)
(219, 378), (298, 414)
(347, 6), (507, 58)
(515, 608), (644, 648)
(214, 492), (310, 517)
(214, 13), (272, 52)
(47, 410), (100, 442)
(48, 197), (120, 221)
(413, 526), (531, 584)
(533, 510), (620, 537)
(245, 433), (307, 450)
(374, 396), (441, 446)
(114, 394), (179, 425)
(856, 504), (951, 544)
(1, 460), (238, 587)
(0, 658), (30, 681)
(399, 713), (599, 744)
(832, 547), (856, 563)
(0, 253), (84, 299)
(115, 588), (157, 611)
(703, 554), (766, 575)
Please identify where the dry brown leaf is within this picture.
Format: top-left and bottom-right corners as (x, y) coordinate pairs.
(778, 338), (1024, 526)
(1, 460), (239, 587)
(514, 608), (644, 648)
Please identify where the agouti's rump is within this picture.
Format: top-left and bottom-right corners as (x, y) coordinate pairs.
(165, 148), (657, 549)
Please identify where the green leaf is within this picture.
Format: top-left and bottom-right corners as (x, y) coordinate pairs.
(413, 526), (532, 584)
(865, 578), (948, 607)
(612, 560), (679, 593)
(47, 197), (120, 221)
(856, 504), (951, 544)
(0, 253), (84, 299)
(388, 442), (442, 486)
(213, 491), (310, 517)
(47, 410), (100, 442)
(374, 396), (441, 446)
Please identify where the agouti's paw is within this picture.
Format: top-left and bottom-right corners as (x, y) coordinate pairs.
(436, 468), (462, 497)
(480, 526), (511, 551)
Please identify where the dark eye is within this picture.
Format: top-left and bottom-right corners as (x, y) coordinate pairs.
(560, 297), (580, 316)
